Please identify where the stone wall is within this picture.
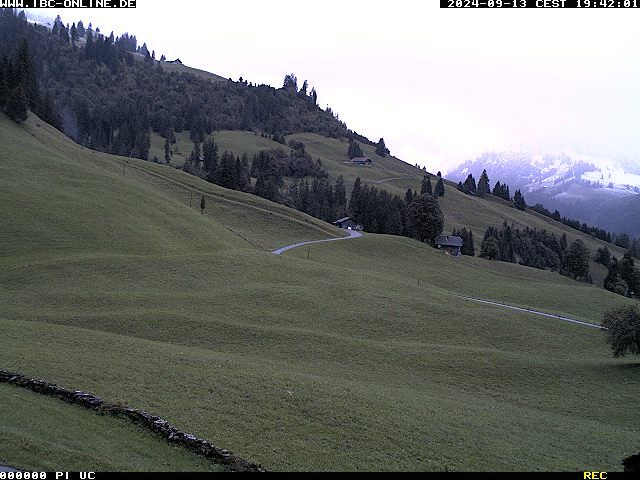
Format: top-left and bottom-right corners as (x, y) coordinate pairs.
(0, 369), (265, 472)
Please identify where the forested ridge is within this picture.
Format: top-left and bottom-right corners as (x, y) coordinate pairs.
(0, 8), (372, 161)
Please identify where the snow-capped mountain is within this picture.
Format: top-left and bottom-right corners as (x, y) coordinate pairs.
(448, 148), (640, 238)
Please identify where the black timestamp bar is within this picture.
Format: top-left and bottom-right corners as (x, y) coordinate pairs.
(442, 0), (638, 7)
(0, 0), (136, 7)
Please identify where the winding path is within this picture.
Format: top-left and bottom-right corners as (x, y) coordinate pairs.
(271, 231), (603, 330)
(457, 295), (605, 330)
(272, 229), (363, 255)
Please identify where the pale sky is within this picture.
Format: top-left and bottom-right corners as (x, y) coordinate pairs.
(28, 1), (640, 173)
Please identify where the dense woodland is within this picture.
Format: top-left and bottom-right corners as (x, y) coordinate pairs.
(0, 9), (373, 161)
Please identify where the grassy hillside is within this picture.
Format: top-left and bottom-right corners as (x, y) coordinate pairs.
(149, 129), (625, 287)
(2, 114), (639, 471)
(0, 384), (225, 472)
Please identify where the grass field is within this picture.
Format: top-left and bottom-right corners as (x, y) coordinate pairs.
(0, 384), (226, 472)
(149, 128), (626, 288)
(2, 114), (639, 471)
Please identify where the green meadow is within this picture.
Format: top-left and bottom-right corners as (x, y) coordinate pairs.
(0, 385), (226, 472)
(2, 114), (639, 471)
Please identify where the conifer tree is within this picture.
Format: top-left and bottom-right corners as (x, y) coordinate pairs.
(421, 175), (433, 196)
(0, 63), (7, 108)
(200, 195), (206, 214)
(463, 174), (477, 194)
(513, 190), (526, 211)
(477, 169), (490, 197)
(5, 85), (28, 123)
(164, 138), (171, 164)
(434, 177), (445, 197)
(375, 138), (389, 157)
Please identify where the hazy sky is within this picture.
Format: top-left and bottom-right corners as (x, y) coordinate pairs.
(28, 1), (640, 173)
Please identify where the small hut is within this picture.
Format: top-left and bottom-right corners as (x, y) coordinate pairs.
(435, 235), (463, 256)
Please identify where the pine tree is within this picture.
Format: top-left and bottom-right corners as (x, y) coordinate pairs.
(5, 85), (28, 123)
(421, 175), (433, 196)
(477, 169), (490, 197)
(513, 190), (526, 211)
(202, 138), (218, 174)
(77, 20), (85, 38)
(164, 138), (171, 164)
(434, 177), (445, 197)
(200, 196), (206, 214)
(404, 188), (415, 206)
(0, 62), (7, 108)
(463, 174), (477, 194)
(334, 176), (347, 218)
(71, 23), (79, 45)
(348, 177), (363, 221)
(375, 138), (389, 157)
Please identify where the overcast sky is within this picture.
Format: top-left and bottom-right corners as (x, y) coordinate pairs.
(28, 1), (640, 173)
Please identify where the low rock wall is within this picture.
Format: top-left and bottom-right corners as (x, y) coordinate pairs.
(0, 369), (265, 472)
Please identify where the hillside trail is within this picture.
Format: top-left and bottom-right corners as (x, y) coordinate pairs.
(374, 176), (416, 184)
(272, 229), (363, 255)
(456, 295), (605, 330)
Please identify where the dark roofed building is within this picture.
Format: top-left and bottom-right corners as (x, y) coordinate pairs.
(333, 217), (363, 231)
(350, 157), (372, 166)
(435, 235), (463, 256)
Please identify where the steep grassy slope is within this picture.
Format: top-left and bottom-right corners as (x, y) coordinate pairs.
(2, 114), (639, 471)
(0, 385), (225, 472)
(149, 129), (625, 287)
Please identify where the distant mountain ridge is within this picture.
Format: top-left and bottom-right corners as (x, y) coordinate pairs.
(449, 149), (640, 238)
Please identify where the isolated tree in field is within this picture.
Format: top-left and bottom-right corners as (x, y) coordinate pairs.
(421, 175), (433, 196)
(5, 85), (28, 123)
(434, 177), (445, 197)
(200, 196), (206, 214)
(375, 138), (389, 157)
(348, 139), (364, 159)
(480, 236), (500, 260)
(513, 189), (526, 211)
(564, 239), (590, 280)
(602, 305), (640, 357)
(406, 194), (444, 245)
(477, 169), (490, 197)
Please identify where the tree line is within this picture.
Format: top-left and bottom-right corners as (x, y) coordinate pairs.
(457, 166), (639, 251)
(596, 246), (640, 298)
(479, 222), (593, 282)
(0, 9), (384, 165)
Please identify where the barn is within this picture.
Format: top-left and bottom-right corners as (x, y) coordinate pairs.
(333, 217), (363, 231)
(435, 235), (463, 256)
